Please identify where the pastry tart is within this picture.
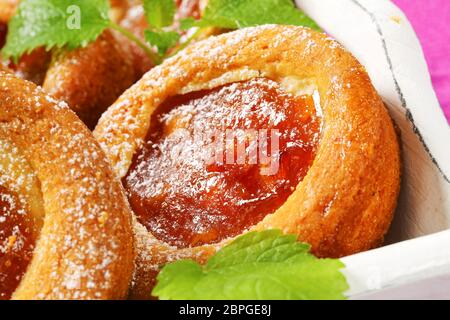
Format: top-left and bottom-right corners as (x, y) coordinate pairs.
(94, 25), (401, 299)
(41, 29), (137, 129)
(0, 2), (138, 129)
(0, 72), (134, 300)
(0, 0), (208, 129)
(3, 30), (137, 129)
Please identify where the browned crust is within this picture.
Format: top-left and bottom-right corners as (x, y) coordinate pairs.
(94, 25), (401, 299)
(0, 1), (139, 129)
(43, 30), (136, 129)
(0, 72), (134, 300)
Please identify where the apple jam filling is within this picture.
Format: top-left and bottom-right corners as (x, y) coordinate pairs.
(124, 78), (322, 248)
(0, 185), (35, 300)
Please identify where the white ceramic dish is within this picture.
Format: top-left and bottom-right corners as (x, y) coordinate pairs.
(296, 0), (450, 299)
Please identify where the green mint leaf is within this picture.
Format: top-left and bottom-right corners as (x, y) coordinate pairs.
(2, 0), (110, 61)
(199, 0), (320, 31)
(143, 0), (176, 29)
(152, 230), (349, 300)
(179, 17), (196, 31)
(144, 30), (180, 56)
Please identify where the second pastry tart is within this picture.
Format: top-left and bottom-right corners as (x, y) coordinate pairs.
(94, 25), (401, 299)
(0, 71), (134, 300)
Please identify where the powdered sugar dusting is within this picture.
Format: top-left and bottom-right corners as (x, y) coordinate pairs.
(123, 78), (321, 248)
(0, 71), (132, 299)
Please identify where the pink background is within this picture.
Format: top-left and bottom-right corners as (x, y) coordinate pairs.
(393, 0), (450, 123)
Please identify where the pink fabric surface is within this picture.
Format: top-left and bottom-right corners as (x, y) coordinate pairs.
(393, 0), (450, 123)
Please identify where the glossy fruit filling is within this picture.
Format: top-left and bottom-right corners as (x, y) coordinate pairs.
(0, 185), (35, 300)
(124, 78), (321, 248)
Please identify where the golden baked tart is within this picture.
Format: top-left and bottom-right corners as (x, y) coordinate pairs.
(0, 72), (134, 300)
(41, 29), (137, 129)
(0, 30), (138, 129)
(0, 0), (209, 129)
(0, 1), (138, 129)
(94, 25), (401, 299)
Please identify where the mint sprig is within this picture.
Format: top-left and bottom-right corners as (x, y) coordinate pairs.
(179, 17), (197, 31)
(170, 0), (321, 57)
(143, 0), (176, 29)
(1, 0), (320, 65)
(199, 0), (321, 30)
(2, 0), (110, 62)
(142, 0), (180, 57)
(1, 0), (164, 63)
(144, 30), (180, 56)
(152, 230), (349, 300)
